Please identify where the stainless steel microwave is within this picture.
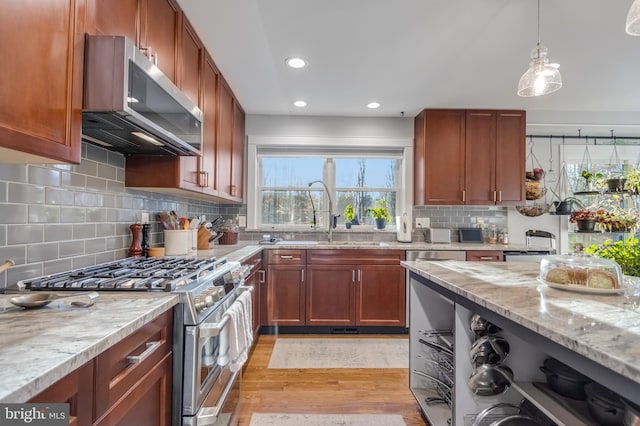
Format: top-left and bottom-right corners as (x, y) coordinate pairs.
(82, 35), (203, 156)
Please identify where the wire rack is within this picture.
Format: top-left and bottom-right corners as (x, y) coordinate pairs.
(414, 330), (454, 408)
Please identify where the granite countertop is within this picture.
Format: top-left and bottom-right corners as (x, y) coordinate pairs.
(0, 292), (179, 403)
(201, 240), (546, 252)
(401, 260), (640, 385)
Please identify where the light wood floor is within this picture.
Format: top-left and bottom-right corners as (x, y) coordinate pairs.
(236, 334), (427, 426)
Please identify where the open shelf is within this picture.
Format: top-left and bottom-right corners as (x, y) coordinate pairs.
(411, 387), (451, 426)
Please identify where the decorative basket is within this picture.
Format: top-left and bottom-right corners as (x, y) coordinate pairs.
(218, 231), (238, 245)
(515, 203), (551, 217)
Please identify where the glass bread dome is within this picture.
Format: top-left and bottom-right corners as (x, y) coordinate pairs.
(539, 253), (623, 290)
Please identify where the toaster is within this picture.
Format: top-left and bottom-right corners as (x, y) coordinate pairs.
(426, 228), (451, 244)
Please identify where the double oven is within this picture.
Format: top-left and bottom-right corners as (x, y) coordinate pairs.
(17, 256), (251, 426)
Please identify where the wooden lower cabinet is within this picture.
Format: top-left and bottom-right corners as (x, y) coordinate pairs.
(306, 265), (356, 326)
(28, 360), (94, 426)
(357, 264), (406, 326)
(244, 252), (263, 341)
(466, 250), (503, 261)
(93, 353), (172, 426)
(28, 310), (173, 425)
(266, 264), (306, 325)
(277, 249), (407, 328)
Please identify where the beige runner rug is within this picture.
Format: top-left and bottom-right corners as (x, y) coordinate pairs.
(249, 413), (407, 426)
(267, 338), (408, 369)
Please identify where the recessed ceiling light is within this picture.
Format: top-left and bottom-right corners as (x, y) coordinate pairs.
(285, 57), (307, 69)
(367, 102), (381, 109)
(293, 100), (307, 108)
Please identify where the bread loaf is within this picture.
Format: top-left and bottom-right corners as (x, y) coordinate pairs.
(544, 267), (619, 289)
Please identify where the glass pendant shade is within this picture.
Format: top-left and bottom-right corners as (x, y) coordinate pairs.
(517, 44), (562, 97)
(627, 0), (640, 35)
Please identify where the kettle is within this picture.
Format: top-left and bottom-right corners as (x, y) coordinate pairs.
(396, 213), (412, 243)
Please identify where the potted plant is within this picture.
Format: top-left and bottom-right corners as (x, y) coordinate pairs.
(624, 168), (640, 194)
(580, 170), (603, 192)
(343, 204), (355, 229)
(367, 198), (392, 230)
(606, 172), (627, 192)
(586, 237), (640, 277)
(569, 209), (596, 232)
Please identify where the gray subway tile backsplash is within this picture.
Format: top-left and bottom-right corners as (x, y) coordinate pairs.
(0, 142), (224, 289)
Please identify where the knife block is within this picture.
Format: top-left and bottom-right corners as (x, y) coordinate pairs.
(198, 227), (215, 250)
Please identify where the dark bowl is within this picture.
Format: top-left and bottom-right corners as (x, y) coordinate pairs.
(540, 358), (592, 400)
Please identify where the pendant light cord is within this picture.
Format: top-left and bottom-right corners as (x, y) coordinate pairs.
(537, 0), (541, 45)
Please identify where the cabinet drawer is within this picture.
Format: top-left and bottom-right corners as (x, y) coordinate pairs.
(94, 309), (173, 419)
(466, 250), (503, 261)
(267, 249), (306, 265)
(308, 249), (405, 265)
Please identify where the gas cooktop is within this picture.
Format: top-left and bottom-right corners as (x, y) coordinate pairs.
(17, 257), (227, 292)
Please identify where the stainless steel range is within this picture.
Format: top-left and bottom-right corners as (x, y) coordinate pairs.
(17, 256), (251, 426)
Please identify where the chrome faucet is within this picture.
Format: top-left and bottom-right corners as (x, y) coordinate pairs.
(307, 180), (335, 243)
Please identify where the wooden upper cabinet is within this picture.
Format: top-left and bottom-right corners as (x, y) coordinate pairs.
(0, 0), (84, 163)
(231, 101), (245, 200)
(179, 15), (203, 107)
(414, 109), (525, 206)
(201, 54), (220, 196)
(216, 78), (235, 199)
(414, 109), (466, 205)
(86, 0), (140, 41)
(140, 0), (180, 83)
(496, 111), (526, 203)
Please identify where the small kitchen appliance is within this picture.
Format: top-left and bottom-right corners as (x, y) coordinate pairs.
(503, 230), (556, 261)
(425, 228), (451, 244)
(396, 213), (412, 243)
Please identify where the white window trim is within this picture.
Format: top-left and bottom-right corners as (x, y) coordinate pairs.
(246, 136), (413, 231)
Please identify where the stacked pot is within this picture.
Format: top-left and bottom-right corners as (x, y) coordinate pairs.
(468, 314), (513, 396)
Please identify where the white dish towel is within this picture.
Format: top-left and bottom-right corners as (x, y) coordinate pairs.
(217, 290), (253, 372)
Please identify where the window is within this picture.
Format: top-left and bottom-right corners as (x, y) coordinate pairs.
(247, 136), (413, 230)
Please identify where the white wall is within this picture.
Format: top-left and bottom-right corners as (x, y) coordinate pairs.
(246, 114), (414, 138)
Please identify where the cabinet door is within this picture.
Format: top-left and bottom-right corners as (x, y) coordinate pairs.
(415, 110), (466, 205)
(266, 265), (305, 325)
(140, 0), (179, 83)
(29, 361), (94, 426)
(357, 265), (406, 326)
(87, 0), (139, 42)
(216, 78), (235, 199)
(496, 111), (526, 204)
(0, 0), (83, 163)
(465, 110), (497, 204)
(231, 101), (245, 201)
(176, 16), (204, 192)
(245, 268), (262, 342)
(306, 265), (356, 326)
(94, 353), (172, 426)
(200, 54), (220, 195)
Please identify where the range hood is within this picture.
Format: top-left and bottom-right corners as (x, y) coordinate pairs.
(82, 35), (203, 156)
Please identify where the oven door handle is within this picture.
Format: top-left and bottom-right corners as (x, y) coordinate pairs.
(195, 369), (240, 426)
(199, 286), (254, 339)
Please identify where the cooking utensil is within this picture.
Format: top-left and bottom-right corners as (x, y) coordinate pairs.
(585, 382), (625, 426)
(539, 357), (592, 400)
(0, 259), (15, 274)
(623, 399), (640, 426)
(470, 335), (510, 367)
(472, 403), (539, 426)
(170, 210), (180, 229)
(189, 217), (201, 230)
(470, 314), (502, 336)
(10, 292), (99, 309)
(158, 212), (173, 230)
(208, 232), (224, 244)
(468, 363), (513, 396)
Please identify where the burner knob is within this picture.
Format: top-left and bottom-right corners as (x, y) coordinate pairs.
(194, 296), (206, 312)
(204, 295), (214, 307)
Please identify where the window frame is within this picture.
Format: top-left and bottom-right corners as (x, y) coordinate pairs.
(246, 136), (413, 231)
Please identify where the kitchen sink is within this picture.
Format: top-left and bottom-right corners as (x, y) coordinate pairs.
(274, 240), (319, 245)
(328, 241), (390, 246)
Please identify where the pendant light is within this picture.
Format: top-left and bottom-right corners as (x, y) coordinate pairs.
(626, 0), (640, 35)
(517, 0), (562, 97)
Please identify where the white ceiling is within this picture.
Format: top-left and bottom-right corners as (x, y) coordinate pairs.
(176, 0), (640, 138)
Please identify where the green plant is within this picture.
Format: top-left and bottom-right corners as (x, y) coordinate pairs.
(366, 198), (391, 221)
(581, 170), (603, 184)
(586, 237), (640, 277)
(625, 168), (640, 194)
(569, 209), (595, 223)
(343, 204), (355, 222)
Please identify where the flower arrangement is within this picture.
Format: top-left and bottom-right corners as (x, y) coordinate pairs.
(586, 237), (640, 277)
(569, 209), (595, 223)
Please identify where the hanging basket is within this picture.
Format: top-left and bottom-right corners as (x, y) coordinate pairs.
(525, 138), (547, 200)
(515, 203), (551, 217)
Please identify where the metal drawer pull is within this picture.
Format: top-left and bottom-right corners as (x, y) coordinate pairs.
(479, 256), (494, 260)
(280, 255), (293, 259)
(127, 341), (161, 364)
(258, 270), (265, 283)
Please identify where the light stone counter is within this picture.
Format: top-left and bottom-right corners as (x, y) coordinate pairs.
(402, 260), (640, 391)
(0, 292), (179, 403)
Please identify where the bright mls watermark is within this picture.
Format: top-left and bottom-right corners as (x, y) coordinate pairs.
(0, 404), (68, 425)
